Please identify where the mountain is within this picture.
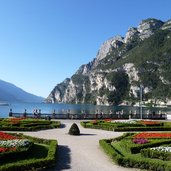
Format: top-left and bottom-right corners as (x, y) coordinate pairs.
(0, 79), (44, 103)
(46, 18), (171, 106)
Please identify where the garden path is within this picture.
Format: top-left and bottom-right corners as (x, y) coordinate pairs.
(22, 120), (140, 171)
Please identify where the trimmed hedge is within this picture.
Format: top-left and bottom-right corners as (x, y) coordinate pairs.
(141, 148), (171, 161)
(99, 133), (171, 171)
(0, 134), (58, 171)
(68, 123), (80, 135)
(0, 142), (33, 160)
(81, 121), (171, 132)
(114, 127), (171, 132)
(0, 119), (61, 131)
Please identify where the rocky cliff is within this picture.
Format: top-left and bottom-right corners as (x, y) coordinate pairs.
(46, 18), (171, 105)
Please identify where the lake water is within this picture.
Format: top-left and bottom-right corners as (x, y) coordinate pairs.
(0, 102), (170, 118)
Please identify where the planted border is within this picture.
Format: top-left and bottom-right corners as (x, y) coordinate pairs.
(0, 118), (61, 131)
(0, 133), (58, 171)
(99, 133), (171, 171)
(81, 120), (171, 132)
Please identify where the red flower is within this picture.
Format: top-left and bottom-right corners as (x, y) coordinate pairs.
(8, 118), (25, 125)
(0, 147), (17, 153)
(134, 132), (171, 139)
(0, 147), (7, 153)
(104, 119), (112, 122)
(0, 132), (18, 140)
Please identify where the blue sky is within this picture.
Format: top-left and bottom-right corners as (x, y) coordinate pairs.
(0, 0), (170, 98)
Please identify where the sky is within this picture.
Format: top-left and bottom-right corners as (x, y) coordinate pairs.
(0, 0), (170, 98)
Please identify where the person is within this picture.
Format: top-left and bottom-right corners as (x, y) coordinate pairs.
(52, 109), (56, 119)
(129, 110), (132, 119)
(38, 109), (41, 118)
(152, 111), (155, 118)
(109, 110), (113, 118)
(95, 110), (99, 119)
(82, 110), (86, 119)
(100, 110), (103, 119)
(33, 109), (38, 118)
(23, 109), (27, 117)
(146, 110), (150, 118)
(120, 110), (124, 118)
(9, 108), (13, 117)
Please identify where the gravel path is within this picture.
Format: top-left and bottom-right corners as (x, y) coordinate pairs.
(22, 120), (140, 171)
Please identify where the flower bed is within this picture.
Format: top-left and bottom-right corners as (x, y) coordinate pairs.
(0, 147), (16, 153)
(141, 146), (171, 161)
(0, 131), (32, 156)
(0, 118), (61, 131)
(134, 132), (171, 139)
(81, 120), (171, 132)
(0, 131), (18, 140)
(150, 146), (171, 152)
(0, 133), (58, 171)
(100, 133), (171, 171)
(0, 139), (31, 148)
(140, 120), (162, 126)
(132, 138), (149, 144)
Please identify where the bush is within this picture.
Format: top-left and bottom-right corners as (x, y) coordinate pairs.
(68, 123), (80, 135)
(141, 148), (171, 160)
(0, 134), (58, 171)
(99, 132), (171, 171)
(0, 119), (61, 131)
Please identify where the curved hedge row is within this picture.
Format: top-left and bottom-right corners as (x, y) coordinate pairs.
(0, 119), (61, 131)
(99, 133), (171, 171)
(0, 134), (58, 171)
(81, 120), (171, 132)
(141, 148), (171, 161)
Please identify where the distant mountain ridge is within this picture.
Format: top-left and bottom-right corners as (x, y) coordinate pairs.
(0, 79), (44, 103)
(46, 18), (171, 106)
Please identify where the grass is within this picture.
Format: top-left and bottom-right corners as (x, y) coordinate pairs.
(0, 143), (48, 165)
(81, 119), (171, 132)
(0, 118), (61, 131)
(0, 133), (58, 171)
(100, 133), (171, 171)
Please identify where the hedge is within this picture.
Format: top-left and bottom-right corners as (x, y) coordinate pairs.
(141, 148), (171, 161)
(81, 121), (171, 132)
(0, 121), (61, 131)
(99, 134), (171, 171)
(0, 135), (58, 171)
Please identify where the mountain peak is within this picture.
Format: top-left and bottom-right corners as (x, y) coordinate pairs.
(0, 79), (44, 103)
(96, 35), (124, 61)
(46, 18), (171, 105)
(137, 18), (164, 40)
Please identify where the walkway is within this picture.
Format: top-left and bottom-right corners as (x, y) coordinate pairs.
(22, 120), (140, 171)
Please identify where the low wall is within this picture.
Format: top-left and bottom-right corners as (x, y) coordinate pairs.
(9, 112), (167, 120)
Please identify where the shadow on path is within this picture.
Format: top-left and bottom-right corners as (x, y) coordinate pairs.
(80, 133), (96, 136)
(60, 124), (66, 128)
(46, 145), (71, 171)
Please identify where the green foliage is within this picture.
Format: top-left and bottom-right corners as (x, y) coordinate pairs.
(0, 118), (61, 131)
(0, 134), (57, 171)
(68, 123), (80, 135)
(95, 29), (171, 103)
(81, 120), (171, 132)
(53, 27), (171, 104)
(141, 148), (171, 161)
(71, 74), (89, 85)
(106, 70), (129, 105)
(99, 133), (171, 171)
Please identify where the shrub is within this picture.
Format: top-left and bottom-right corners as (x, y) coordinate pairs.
(68, 123), (80, 135)
(0, 134), (57, 171)
(141, 147), (171, 160)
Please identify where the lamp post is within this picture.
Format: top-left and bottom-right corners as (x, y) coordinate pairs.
(140, 84), (143, 119)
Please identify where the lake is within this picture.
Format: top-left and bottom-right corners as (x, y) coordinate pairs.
(0, 102), (170, 118)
